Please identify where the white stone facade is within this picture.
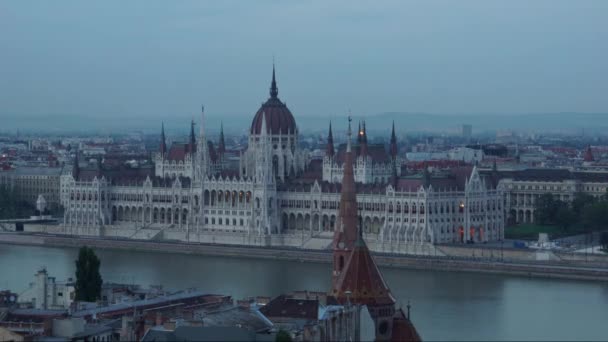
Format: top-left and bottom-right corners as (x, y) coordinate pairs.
(59, 72), (504, 253)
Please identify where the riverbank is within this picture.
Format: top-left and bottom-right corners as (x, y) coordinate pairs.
(1, 232), (608, 282)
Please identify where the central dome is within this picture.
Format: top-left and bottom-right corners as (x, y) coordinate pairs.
(250, 67), (297, 135)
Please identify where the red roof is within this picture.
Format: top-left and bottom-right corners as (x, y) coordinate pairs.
(250, 68), (297, 135)
(333, 234), (396, 307)
(391, 308), (422, 342)
(167, 143), (189, 161)
(584, 146), (595, 162)
(336, 144), (390, 164)
(250, 97), (297, 135)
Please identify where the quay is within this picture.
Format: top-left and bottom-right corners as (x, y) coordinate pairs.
(1, 232), (608, 282)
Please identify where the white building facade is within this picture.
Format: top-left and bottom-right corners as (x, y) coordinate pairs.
(60, 68), (504, 253)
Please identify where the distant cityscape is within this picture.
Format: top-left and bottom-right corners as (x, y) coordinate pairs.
(1, 68), (608, 341)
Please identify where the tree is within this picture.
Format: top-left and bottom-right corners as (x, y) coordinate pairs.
(535, 193), (557, 225)
(0, 185), (35, 219)
(582, 202), (608, 232)
(572, 193), (596, 219)
(600, 232), (608, 251)
(275, 330), (293, 342)
(75, 246), (103, 302)
(555, 203), (576, 233)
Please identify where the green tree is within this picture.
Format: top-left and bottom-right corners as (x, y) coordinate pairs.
(0, 185), (34, 219)
(600, 232), (608, 251)
(582, 202), (608, 232)
(75, 246), (103, 302)
(535, 193), (557, 225)
(555, 203), (576, 232)
(572, 193), (596, 220)
(275, 330), (293, 342)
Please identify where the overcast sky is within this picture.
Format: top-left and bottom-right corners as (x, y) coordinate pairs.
(1, 0), (607, 122)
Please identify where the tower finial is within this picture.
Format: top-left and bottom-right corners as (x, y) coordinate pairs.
(270, 63), (278, 98)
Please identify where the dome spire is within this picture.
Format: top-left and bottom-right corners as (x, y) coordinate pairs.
(270, 63), (279, 98)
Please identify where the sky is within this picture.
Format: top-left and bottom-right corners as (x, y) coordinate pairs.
(1, 0), (607, 124)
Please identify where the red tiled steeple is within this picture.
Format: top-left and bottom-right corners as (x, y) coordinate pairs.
(333, 227), (396, 307)
(331, 118), (359, 288)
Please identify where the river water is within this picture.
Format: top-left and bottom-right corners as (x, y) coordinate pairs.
(1, 244), (607, 341)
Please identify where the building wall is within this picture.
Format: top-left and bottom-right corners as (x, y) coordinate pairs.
(6, 167), (63, 212)
(61, 164), (504, 249)
(499, 177), (608, 225)
(18, 269), (75, 310)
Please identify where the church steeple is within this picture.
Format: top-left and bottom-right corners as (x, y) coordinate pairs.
(326, 121), (335, 157)
(332, 117), (358, 287)
(270, 64), (279, 98)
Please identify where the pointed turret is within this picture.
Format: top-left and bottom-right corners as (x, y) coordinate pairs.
(189, 120), (196, 153)
(326, 121), (335, 157)
(390, 121), (398, 159)
(160, 123), (167, 155)
(357, 121), (363, 144)
(218, 122), (226, 155)
(270, 63), (278, 98)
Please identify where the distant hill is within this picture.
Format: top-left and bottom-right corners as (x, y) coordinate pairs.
(3, 112), (607, 135)
(296, 112), (608, 135)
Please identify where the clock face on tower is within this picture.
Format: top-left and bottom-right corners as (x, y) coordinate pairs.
(338, 241), (344, 249)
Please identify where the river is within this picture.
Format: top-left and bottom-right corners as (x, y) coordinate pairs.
(1, 244), (607, 341)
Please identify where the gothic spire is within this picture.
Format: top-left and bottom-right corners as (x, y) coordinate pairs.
(334, 116), (357, 249)
(390, 121), (398, 159)
(326, 121), (335, 157)
(218, 122), (226, 154)
(160, 122), (167, 155)
(270, 63), (279, 98)
(189, 119), (196, 153)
